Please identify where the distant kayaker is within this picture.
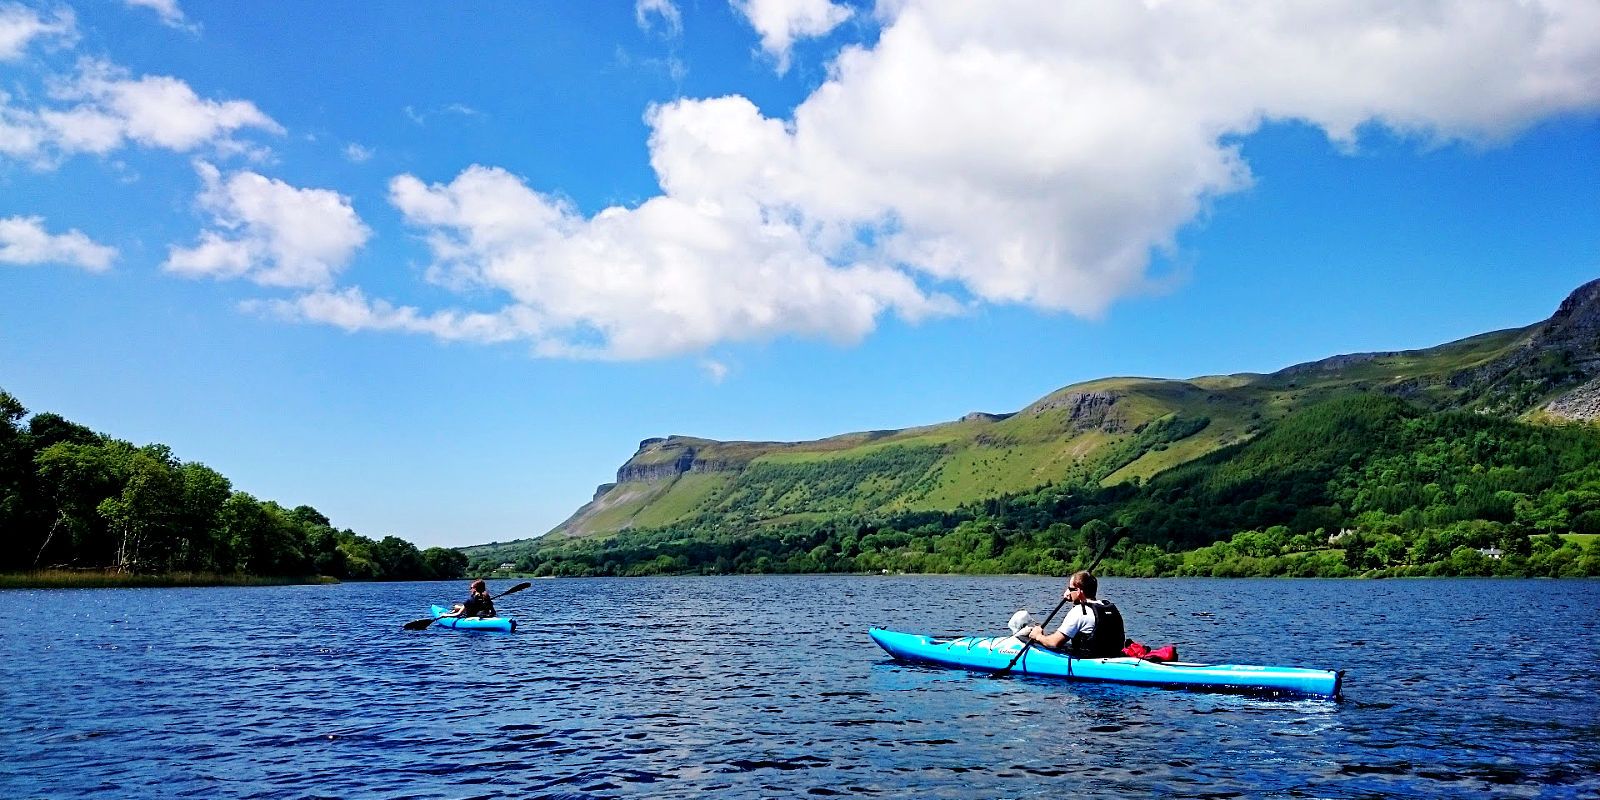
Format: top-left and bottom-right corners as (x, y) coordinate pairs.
(1016, 571), (1126, 658)
(442, 579), (496, 619)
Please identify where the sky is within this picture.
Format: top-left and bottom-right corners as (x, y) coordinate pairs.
(2, 0), (1597, 549)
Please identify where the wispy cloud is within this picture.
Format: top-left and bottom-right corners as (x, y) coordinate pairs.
(164, 162), (371, 288)
(344, 142), (373, 163)
(403, 103), (484, 126)
(0, 60), (281, 166)
(0, 2), (76, 61)
(635, 0), (682, 37)
(731, 0), (853, 73)
(0, 215), (116, 271)
(122, 0), (198, 33)
(701, 358), (730, 383)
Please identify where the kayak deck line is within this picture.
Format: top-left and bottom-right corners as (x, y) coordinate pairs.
(871, 628), (1342, 698)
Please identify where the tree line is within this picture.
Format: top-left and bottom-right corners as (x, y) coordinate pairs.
(0, 389), (465, 580)
(478, 395), (1600, 578)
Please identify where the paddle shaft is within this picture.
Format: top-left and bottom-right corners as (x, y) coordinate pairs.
(403, 581), (531, 631)
(994, 595), (1070, 674)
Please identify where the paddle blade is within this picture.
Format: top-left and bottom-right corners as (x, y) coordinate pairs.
(496, 581), (532, 598)
(402, 616), (437, 631)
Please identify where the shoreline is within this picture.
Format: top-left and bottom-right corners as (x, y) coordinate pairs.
(0, 571), (339, 590)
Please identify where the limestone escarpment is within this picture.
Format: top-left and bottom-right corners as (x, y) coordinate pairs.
(612, 436), (749, 484)
(1273, 352), (1392, 379)
(1023, 390), (1127, 433)
(960, 411), (1014, 423)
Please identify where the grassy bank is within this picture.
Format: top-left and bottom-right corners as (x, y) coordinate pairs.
(0, 571), (339, 589)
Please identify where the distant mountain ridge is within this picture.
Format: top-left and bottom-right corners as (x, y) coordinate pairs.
(528, 279), (1599, 545)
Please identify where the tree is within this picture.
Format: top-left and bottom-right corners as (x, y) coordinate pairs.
(1367, 534), (1406, 569)
(176, 463), (233, 572)
(375, 535), (427, 579)
(97, 445), (184, 572)
(224, 493), (307, 575)
(422, 547), (468, 580)
(1080, 519), (1112, 563)
(34, 441), (123, 567)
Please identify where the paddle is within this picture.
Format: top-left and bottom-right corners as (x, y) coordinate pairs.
(991, 530), (1123, 677)
(403, 581), (531, 631)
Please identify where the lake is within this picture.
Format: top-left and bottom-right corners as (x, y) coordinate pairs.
(2, 576), (1596, 798)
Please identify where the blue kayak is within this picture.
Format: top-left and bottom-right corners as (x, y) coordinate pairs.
(429, 605), (516, 632)
(870, 628), (1341, 698)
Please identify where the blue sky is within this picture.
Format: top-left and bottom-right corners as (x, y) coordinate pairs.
(2, 1), (1597, 548)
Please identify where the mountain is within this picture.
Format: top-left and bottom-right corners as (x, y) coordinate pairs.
(526, 279), (1599, 547)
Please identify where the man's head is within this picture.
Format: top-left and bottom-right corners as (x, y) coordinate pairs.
(471, 579), (487, 593)
(1067, 570), (1097, 600)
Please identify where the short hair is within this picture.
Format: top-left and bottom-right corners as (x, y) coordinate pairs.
(1071, 570), (1098, 599)
(471, 579), (487, 592)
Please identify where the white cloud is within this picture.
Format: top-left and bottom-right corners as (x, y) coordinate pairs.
(0, 215), (116, 271)
(0, 3), (74, 61)
(344, 142), (373, 163)
(701, 358), (730, 383)
(164, 162), (371, 288)
(284, 1), (1600, 361)
(732, 0), (854, 72)
(122, 0), (195, 32)
(688, 0), (1600, 314)
(246, 286), (550, 346)
(53, 62), (282, 151)
(0, 61), (281, 164)
(636, 0), (682, 36)
(362, 165), (952, 359)
(403, 103), (483, 127)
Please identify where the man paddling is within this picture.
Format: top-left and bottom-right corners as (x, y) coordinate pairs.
(440, 578), (496, 619)
(1016, 571), (1126, 658)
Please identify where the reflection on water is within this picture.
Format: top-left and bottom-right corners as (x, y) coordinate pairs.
(2, 577), (1596, 798)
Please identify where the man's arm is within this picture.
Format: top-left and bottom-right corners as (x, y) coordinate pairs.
(1026, 606), (1087, 649)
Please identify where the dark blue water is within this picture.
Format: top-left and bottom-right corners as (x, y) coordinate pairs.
(3, 577), (1596, 799)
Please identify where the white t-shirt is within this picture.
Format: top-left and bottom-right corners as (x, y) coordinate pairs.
(1053, 601), (1105, 641)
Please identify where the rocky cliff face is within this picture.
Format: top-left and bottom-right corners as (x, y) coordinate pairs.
(1544, 376), (1600, 421)
(1023, 390), (1128, 433)
(1530, 278), (1600, 371)
(960, 411), (1013, 423)
(612, 436), (748, 485)
(1457, 278), (1600, 413)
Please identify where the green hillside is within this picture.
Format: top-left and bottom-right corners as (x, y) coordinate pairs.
(463, 279), (1600, 577)
(536, 322), (1536, 543)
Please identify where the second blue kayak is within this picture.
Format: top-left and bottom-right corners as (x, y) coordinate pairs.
(429, 605), (516, 632)
(870, 628), (1341, 698)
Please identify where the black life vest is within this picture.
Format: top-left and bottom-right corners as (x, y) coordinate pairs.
(461, 594), (496, 618)
(1069, 600), (1126, 658)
